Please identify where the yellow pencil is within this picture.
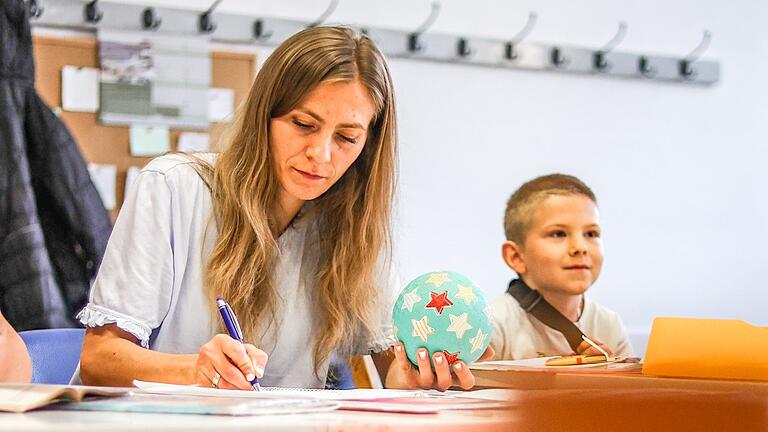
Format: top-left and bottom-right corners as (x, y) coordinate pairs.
(545, 355), (607, 366)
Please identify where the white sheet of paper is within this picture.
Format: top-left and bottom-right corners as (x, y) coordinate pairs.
(132, 380), (423, 401)
(87, 163), (117, 210)
(177, 132), (210, 153)
(129, 125), (170, 156)
(124, 166), (142, 197)
(208, 88), (234, 122)
(61, 66), (100, 112)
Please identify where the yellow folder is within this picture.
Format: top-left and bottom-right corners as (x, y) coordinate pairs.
(642, 317), (768, 381)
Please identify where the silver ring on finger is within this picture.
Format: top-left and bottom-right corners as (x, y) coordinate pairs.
(211, 372), (221, 388)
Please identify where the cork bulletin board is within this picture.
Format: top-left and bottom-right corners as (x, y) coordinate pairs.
(32, 35), (256, 220)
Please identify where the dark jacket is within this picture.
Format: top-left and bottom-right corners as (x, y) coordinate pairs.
(1, 0), (112, 330)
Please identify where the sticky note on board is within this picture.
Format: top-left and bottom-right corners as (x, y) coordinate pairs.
(129, 124), (170, 157)
(87, 163), (117, 210)
(177, 132), (210, 153)
(61, 66), (100, 112)
(208, 88), (234, 122)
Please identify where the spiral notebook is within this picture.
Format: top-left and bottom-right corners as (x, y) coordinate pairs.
(131, 381), (513, 414)
(132, 380), (424, 400)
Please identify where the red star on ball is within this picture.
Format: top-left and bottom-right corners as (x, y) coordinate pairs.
(443, 351), (460, 365)
(425, 291), (453, 315)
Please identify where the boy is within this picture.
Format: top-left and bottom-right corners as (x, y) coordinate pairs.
(490, 174), (634, 360)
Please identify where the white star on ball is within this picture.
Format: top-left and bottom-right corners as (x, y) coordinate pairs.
(455, 284), (476, 305)
(446, 312), (473, 339)
(400, 288), (422, 312)
(425, 272), (451, 288)
(411, 316), (434, 343)
(469, 328), (487, 353)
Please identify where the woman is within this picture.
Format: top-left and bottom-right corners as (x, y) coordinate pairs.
(78, 26), (489, 391)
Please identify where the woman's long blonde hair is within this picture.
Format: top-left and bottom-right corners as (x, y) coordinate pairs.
(197, 26), (397, 374)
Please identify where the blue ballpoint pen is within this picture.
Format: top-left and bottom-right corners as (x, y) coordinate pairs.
(216, 296), (262, 391)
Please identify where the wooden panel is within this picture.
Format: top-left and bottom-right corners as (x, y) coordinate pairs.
(350, 355), (373, 389)
(32, 35), (256, 220)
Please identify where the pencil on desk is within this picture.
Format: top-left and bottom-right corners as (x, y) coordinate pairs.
(545, 355), (607, 366)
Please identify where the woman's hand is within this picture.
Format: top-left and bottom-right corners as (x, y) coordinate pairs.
(194, 334), (268, 390)
(385, 342), (494, 391)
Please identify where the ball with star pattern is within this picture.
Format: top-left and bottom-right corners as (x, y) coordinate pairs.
(392, 271), (493, 368)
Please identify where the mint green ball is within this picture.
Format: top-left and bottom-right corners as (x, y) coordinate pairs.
(392, 271), (493, 367)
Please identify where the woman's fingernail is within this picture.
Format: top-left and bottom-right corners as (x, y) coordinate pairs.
(454, 362), (463, 371)
(418, 350), (427, 360)
(246, 372), (256, 381)
(435, 355), (443, 364)
(254, 366), (265, 378)
(395, 344), (403, 353)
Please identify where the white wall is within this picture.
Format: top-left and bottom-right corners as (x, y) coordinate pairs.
(105, 0), (768, 354)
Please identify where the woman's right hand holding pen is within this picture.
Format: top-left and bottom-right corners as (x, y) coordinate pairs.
(194, 334), (268, 390)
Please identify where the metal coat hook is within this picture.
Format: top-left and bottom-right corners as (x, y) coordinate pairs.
(199, 0), (223, 34)
(505, 12), (537, 61)
(141, 7), (161, 31)
(679, 30), (711, 79)
(252, 19), (273, 41)
(27, 0), (44, 19)
(550, 47), (569, 68)
(408, 2), (440, 53)
(307, 0), (339, 27)
(638, 55), (656, 77)
(594, 21), (627, 71)
(84, 0), (102, 23)
(457, 38), (471, 58)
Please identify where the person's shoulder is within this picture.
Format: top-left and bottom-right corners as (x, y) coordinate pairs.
(139, 153), (217, 191)
(490, 292), (527, 323)
(583, 299), (623, 324)
(142, 153), (216, 176)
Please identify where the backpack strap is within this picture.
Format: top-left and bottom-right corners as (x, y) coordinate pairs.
(506, 278), (585, 352)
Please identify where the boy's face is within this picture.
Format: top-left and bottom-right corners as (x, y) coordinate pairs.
(503, 194), (603, 296)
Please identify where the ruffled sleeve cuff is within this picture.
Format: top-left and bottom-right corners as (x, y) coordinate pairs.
(364, 335), (397, 355)
(354, 324), (397, 355)
(76, 303), (153, 348)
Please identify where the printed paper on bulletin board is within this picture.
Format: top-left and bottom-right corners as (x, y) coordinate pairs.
(98, 29), (211, 130)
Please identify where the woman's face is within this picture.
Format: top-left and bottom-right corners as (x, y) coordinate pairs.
(270, 80), (376, 207)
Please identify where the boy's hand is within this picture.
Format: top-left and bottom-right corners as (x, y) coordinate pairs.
(385, 342), (494, 391)
(576, 337), (614, 357)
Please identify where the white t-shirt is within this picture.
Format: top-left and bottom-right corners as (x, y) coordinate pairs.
(74, 154), (398, 388)
(490, 292), (634, 360)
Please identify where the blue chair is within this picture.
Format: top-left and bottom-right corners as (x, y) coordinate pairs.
(19, 328), (85, 384)
(326, 353), (356, 390)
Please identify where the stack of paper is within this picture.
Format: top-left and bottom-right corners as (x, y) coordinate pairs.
(643, 317), (768, 381)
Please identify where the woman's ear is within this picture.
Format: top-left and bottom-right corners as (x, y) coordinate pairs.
(501, 240), (526, 275)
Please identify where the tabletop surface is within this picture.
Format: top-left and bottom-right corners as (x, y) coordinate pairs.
(0, 407), (514, 432)
(2, 386), (767, 432)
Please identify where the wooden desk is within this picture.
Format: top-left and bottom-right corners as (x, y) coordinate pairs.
(0, 387), (764, 432)
(473, 365), (768, 394)
(469, 367), (768, 431)
(499, 387), (767, 431)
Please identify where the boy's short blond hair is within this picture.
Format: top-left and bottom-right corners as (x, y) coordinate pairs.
(504, 174), (597, 244)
